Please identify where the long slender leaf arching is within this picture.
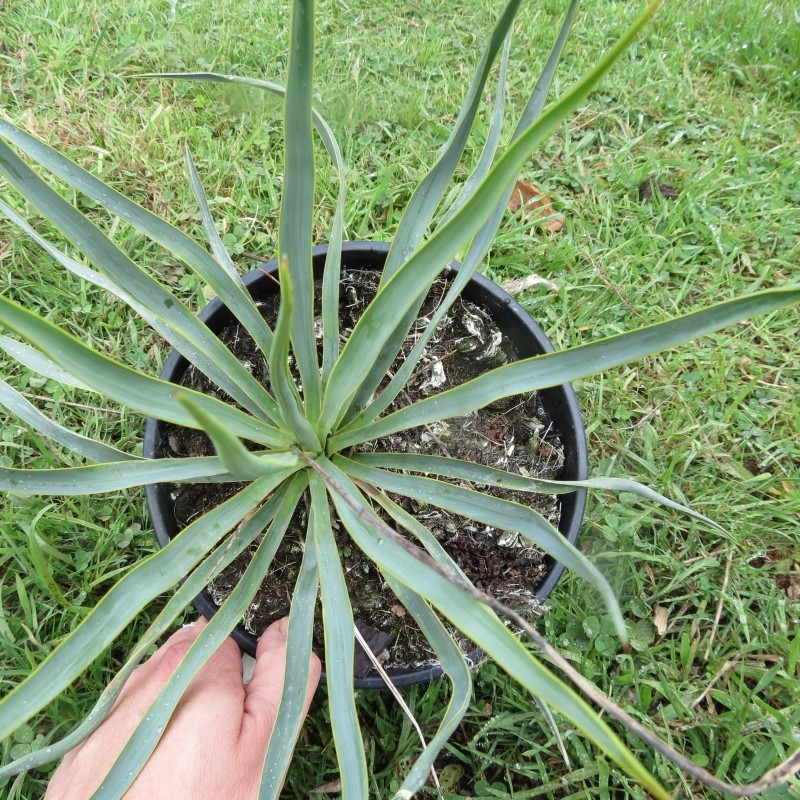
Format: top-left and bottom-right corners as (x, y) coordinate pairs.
(0, 480), (297, 781)
(329, 285), (800, 450)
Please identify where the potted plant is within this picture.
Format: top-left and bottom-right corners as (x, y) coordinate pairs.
(1, 0), (799, 797)
(142, 240), (592, 689)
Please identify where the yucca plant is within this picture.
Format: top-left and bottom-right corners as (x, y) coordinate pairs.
(1, 0), (799, 797)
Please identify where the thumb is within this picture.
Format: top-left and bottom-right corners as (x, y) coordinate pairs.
(241, 617), (321, 740)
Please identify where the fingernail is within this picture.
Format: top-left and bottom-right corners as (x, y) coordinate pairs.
(277, 616), (290, 636)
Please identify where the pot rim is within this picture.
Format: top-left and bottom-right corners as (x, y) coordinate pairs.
(143, 240), (588, 690)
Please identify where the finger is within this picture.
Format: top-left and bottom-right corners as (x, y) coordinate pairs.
(114, 618), (244, 723)
(242, 617), (321, 739)
(111, 620), (208, 715)
(50, 622), (208, 777)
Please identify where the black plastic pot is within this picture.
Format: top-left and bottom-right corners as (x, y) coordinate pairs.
(143, 241), (588, 689)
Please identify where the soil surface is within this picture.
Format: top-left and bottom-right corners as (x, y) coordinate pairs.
(158, 269), (566, 673)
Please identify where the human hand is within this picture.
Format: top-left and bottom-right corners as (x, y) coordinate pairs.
(45, 617), (321, 799)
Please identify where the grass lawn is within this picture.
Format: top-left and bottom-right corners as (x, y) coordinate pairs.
(1, 0), (799, 797)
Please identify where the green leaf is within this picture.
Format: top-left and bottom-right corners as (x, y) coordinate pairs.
(342, 22), (517, 426)
(331, 285), (800, 450)
(0, 377), (136, 463)
(0, 473), (291, 741)
(438, 32), (513, 228)
(322, 461), (672, 800)
(0, 197), (283, 426)
(383, 575), (472, 800)
(379, 0), (523, 284)
(0, 293), (292, 448)
(341, 29), (515, 427)
(183, 145), (241, 285)
(259, 501), (319, 798)
(321, 0), (663, 433)
(353, 0), (579, 426)
(280, 0), (321, 418)
(174, 391), (300, 480)
(348, 452), (722, 531)
(0, 151), (281, 425)
(268, 259), (322, 452)
(90, 479), (305, 800)
(535, 697), (572, 770)
(130, 75), (344, 184)
(366, 488), (470, 581)
(184, 145), (244, 289)
(0, 456), (233, 495)
(337, 456), (626, 640)
(0, 332), (90, 391)
(0, 118), (276, 364)
(310, 471), (368, 799)
(320, 137), (345, 385)
(0, 479), (296, 780)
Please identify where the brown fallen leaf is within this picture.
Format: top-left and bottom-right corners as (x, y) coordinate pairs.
(654, 605), (669, 637)
(508, 179), (564, 233)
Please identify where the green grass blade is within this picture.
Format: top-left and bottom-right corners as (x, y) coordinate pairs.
(382, 574), (472, 800)
(89, 479), (305, 800)
(0, 197), (283, 425)
(0, 456), (232, 494)
(0, 377), (136, 463)
(280, 0), (321, 418)
(352, 0), (579, 426)
(331, 285), (800, 450)
(0, 118), (276, 359)
(184, 145), (241, 284)
(379, 0), (523, 284)
(0, 332), (90, 391)
(0, 293), (292, 448)
(320, 0), (663, 433)
(309, 471), (368, 799)
(536, 697), (572, 769)
(259, 506), (319, 798)
(268, 260), (322, 452)
(174, 391), (300, 480)
(322, 463), (672, 800)
(0, 148), (281, 424)
(338, 457), (626, 640)
(0, 473), (290, 741)
(349, 452), (722, 531)
(0, 481), (293, 779)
